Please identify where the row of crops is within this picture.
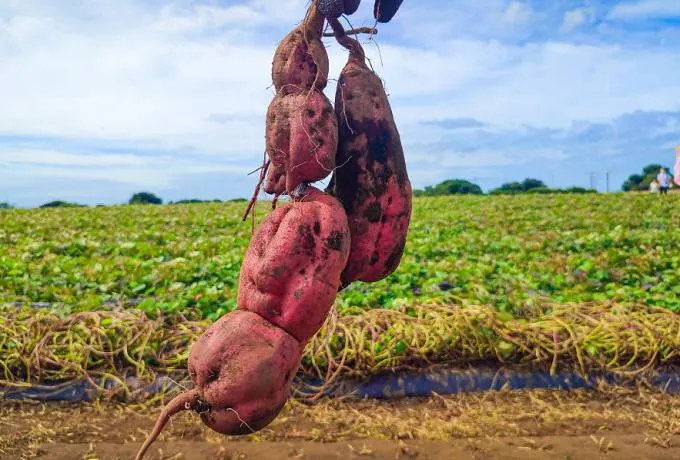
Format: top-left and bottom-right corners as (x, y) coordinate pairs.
(0, 193), (679, 394)
(1, 193), (679, 319)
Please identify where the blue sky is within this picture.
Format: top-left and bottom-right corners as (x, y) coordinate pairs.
(1, 0), (679, 207)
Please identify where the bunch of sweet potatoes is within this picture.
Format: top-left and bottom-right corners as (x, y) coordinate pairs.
(264, 4), (338, 197)
(135, 186), (350, 460)
(136, 5), (411, 459)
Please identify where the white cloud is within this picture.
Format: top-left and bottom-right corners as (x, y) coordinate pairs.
(503, 1), (532, 24)
(442, 149), (568, 169)
(561, 8), (592, 32)
(652, 116), (680, 136)
(390, 41), (680, 129)
(1, 150), (147, 167)
(0, 0), (317, 161)
(3, 1), (679, 143)
(0, 1), (679, 204)
(0, 148), (250, 190)
(608, 0), (680, 21)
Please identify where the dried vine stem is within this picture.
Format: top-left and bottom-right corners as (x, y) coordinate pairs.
(323, 27), (377, 37)
(327, 18), (366, 58)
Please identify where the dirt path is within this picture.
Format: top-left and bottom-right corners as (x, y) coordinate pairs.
(31, 436), (680, 460)
(2, 387), (679, 459)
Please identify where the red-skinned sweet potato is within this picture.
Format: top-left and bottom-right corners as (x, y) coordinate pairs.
(326, 23), (412, 287)
(264, 162), (286, 196)
(135, 310), (302, 460)
(271, 4), (329, 95)
(265, 90), (338, 194)
(238, 185), (350, 342)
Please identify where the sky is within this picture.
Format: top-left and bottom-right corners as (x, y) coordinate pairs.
(1, 0), (679, 207)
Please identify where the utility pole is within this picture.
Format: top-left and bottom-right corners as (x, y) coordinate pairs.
(605, 171), (610, 193)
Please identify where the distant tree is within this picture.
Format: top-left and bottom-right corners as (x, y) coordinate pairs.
(490, 178), (547, 194)
(0, 201), (13, 209)
(563, 186), (596, 194)
(169, 198), (226, 205)
(622, 164), (673, 192)
(490, 181), (522, 194)
(622, 174), (643, 191)
(172, 199), (204, 205)
(414, 179), (483, 196)
(642, 164), (664, 176)
(526, 187), (552, 194)
(521, 178), (547, 191)
(228, 198), (248, 202)
(39, 200), (85, 208)
(129, 192), (163, 205)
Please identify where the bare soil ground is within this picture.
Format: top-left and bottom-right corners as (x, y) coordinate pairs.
(2, 386), (679, 460)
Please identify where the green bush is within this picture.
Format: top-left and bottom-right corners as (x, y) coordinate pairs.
(129, 192), (163, 205)
(414, 179), (483, 196)
(39, 200), (85, 208)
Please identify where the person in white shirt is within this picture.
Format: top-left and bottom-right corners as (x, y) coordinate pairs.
(657, 167), (670, 195)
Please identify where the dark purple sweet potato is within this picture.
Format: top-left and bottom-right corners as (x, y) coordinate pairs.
(374, 0), (404, 23)
(135, 310), (302, 460)
(326, 28), (412, 287)
(265, 90), (338, 194)
(318, 0), (360, 17)
(238, 185), (350, 343)
(344, 0), (361, 14)
(271, 4), (329, 94)
(318, 0), (344, 18)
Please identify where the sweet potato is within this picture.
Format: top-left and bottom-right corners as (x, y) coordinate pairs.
(326, 27), (412, 287)
(318, 0), (362, 18)
(271, 4), (328, 94)
(374, 0), (404, 23)
(135, 310), (302, 460)
(264, 162), (286, 196)
(265, 90), (338, 194)
(344, 0), (361, 15)
(318, 0), (344, 19)
(238, 185), (350, 342)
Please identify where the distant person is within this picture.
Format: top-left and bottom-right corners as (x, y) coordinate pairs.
(657, 167), (670, 195)
(650, 179), (660, 193)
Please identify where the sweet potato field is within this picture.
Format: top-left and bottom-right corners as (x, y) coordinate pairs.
(2, 193), (679, 319)
(2, 193), (680, 458)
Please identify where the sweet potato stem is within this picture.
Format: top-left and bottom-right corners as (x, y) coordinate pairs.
(302, 1), (325, 39)
(327, 18), (365, 59)
(135, 389), (201, 460)
(322, 26), (377, 37)
(242, 156), (270, 224)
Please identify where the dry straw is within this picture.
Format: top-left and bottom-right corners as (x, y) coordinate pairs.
(0, 300), (678, 401)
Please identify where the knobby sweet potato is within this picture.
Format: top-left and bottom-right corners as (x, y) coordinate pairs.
(264, 162), (286, 196)
(135, 310), (302, 460)
(271, 4), (329, 95)
(326, 26), (412, 287)
(238, 185), (350, 343)
(137, 187), (350, 459)
(265, 90), (338, 194)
